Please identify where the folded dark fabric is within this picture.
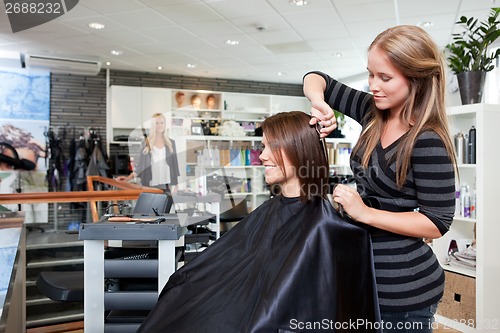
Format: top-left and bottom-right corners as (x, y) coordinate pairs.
(138, 195), (381, 333)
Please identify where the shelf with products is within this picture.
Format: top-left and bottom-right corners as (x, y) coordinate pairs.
(175, 135), (358, 212)
(170, 89), (223, 137)
(109, 85), (316, 141)
(431, 104), (500, 332)
(175, 135), (265, 211)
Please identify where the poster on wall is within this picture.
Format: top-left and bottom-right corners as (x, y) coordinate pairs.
(0, 67), (50, 223)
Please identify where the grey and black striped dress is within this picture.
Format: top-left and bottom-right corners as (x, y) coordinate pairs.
(306, 71), (455, 312)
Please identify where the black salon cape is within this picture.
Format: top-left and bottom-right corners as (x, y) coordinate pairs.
(138, 195), (381, 333)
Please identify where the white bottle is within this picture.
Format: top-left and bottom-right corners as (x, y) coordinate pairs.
(213, 146), (220, 166)
(470, 190), (476, 219)
(202, 146), (210, 166)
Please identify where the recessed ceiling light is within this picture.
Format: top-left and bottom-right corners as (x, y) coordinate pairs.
(277, 72), (286, 76)
(157, 66), (163, 70)
(187, 63), (197, 69)
(335, 52), (343, 58)
(110, 50), (123, 56)
(417, 21), (434, 28)
(105, 61), (111, 66)
(289, 0), (308, 6)
(88, 22), (105, 30)
(225, 39), (239, 46)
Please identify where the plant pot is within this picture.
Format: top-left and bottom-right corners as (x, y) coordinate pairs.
(457, 71), (487, 105)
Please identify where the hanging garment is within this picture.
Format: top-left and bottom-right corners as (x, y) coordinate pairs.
(86, 141), (110, 178)
(44, 128), (65, 191)
(138, 195), (381, 333)
(72, 141), (88, 191)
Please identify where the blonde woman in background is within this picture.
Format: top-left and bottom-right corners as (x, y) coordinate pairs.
(117, 113), (179, 194)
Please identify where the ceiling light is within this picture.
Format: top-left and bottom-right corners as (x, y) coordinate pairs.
(225, 39), (239, 46)
(335, 52), (343, 58)
(110, 50), (123, 56)
(88, 22), (105, 30)
(417, 21), (434, 28)
(289, 0), (308, 6)
(187, 64), (197, 69)
(277, 72), (286, 76)
(157, 66), (163, 70)
(105, 61), (111, 66)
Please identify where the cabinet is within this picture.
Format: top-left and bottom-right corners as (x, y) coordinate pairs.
(432, 104), (500, 332)
(109, 86), (171, 142)
(79, 217), (182, 333)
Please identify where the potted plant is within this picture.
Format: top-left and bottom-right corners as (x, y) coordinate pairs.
(445, 7), (500, 104)
(328, 110), (345, 138)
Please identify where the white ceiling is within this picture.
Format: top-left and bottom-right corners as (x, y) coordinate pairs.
(0, 0), (498, 84)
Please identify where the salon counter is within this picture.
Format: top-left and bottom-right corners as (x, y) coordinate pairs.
(0, 212), (25, 333)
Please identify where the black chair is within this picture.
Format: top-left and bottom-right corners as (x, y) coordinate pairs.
(219, 198), (249, 233)
(36, 192), (172, 302)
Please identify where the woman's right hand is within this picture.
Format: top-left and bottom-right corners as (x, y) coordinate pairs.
(309, 99), (337, 137)
(115, 175), (129, 182)
(303, 73), (337, 137)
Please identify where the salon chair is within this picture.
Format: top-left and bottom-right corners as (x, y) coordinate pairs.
(36, 193), (173, 304)
(219, 198), (249, 234)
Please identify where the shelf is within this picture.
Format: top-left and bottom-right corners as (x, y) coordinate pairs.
(224, 117), (265, 122)
(110, 141), (141, 145)
(457, 163), (476, 169)
(172, 116), (221, 120)
(225, 108), (268, 114)
(453, 217), (477, 223)
(201, 165), (262, 169)
(440, 261), (476, 278)
(434, 103), (500, 330)
(224, 192), (252, 198)
(181, 135), (262, 142)
(447, 104), (482, 116)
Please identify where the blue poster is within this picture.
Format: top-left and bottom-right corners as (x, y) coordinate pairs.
(0, 67), (50, 120)
(0, 67), (50, 222)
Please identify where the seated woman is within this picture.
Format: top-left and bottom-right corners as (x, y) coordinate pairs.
(138, 111), (380, 333)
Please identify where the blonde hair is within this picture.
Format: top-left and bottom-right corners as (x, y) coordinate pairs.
(143, 113), (173, 154)
(352, 25), (457, 186)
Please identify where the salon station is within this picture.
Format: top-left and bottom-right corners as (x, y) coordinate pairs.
(1, 1), (500, 332)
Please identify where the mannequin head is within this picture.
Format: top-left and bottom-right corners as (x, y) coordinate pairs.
(206, 95), (216, 110)
(191, 95), (202, 109)
(175, 91), (185, 108)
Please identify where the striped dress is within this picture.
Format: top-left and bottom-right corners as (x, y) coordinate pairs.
(308, 71), (455, 312)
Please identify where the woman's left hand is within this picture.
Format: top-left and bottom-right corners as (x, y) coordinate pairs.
(332, 184), (369, 223)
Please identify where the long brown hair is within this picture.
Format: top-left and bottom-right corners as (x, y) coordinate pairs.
(351, 25), (457, 186)
(261, 111), (329, 201)
(143, 113), (173, 154)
